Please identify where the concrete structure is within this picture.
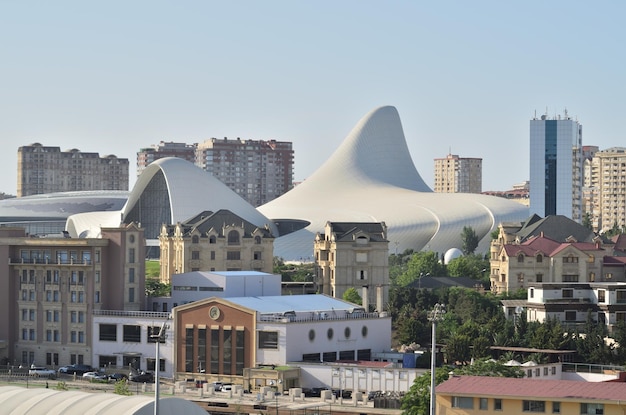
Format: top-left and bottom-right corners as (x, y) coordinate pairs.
(92, 310), (173, 377)
(0, 223), (144, 368)
(195, 138), (294, 206)
(17, 143), (129, 197)
(172, 294), (391, 391)
(158, 209), (275, 284)
(529, 110), (583, 222)
(436, 375), (626, 415)
(136, 141), (196, 177)
(314, 222), (389, 307)
(587, 147), (626, 233)
(433, 153), (482, 193)
(150, 270), (281, 312)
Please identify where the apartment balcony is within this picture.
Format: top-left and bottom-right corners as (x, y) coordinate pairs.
(9, 257), (92, 266)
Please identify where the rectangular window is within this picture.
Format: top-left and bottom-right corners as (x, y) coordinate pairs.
(129, 268), (135, 283)
(258, 331), (278, 349)
(523, 400), (546, 412)
(223, 328), (232, 375)
(128, 248), (135, 263)
(211, 329), (220, 374)
(617, 290), (626, 303)
(494, 399), (502, 411)
(71, 311), (77, 323)
(71, 331), (77, 343)
(147, 358), (166, 372)
(210, 251), (215, 260)
(123, 325), (141, 342)
(563, 275), (579, 282)
(562, 289), (574, 298)
(552, 402), (560, 413)
(254, 251), (262, 260)
(129, 287), (135, 303)
(53, 290), (59, 302)
(99, 324), (117, 341)
(479, 398), (488, 410)
(565, 311), (577, 321)
(452, 397), (474, 409)
(598, 290), (606, 303)
(78, 331), (84, 343)
(236, 329), (245, 376)
(198, 328), (206, 373)
(185, 328), (194, 372)
(226, 251), (241, 260)
(580, 403), (603, 415)
(191, 251), (200, 260)
(78, 291), (84, 303)
(78, 311), (84, 323)
(147, 326), (166, 343)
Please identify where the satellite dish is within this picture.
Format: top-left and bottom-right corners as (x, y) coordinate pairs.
(515, 306), (524, 315)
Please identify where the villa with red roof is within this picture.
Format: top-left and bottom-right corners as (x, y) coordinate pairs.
(436, 375), (626, 414)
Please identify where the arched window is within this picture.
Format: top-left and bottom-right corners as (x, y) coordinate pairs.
(209, 235), (216, 244)
(536, 254), (543, 263)
(254, 236), (262, 244)
(227, 230), (240, 245)
(192, 235), (199, 244)
(517, 254), (524, 263)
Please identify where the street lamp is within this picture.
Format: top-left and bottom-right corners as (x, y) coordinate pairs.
(429, 303), (445, 415)
(153, 314), (171, 415)
(419, 272), (430, 290)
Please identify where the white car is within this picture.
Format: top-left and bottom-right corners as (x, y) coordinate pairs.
(28, 365), (56, 378)
(82, 371), (107, 380)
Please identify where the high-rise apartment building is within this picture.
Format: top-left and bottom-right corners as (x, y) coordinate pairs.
(17, 143), (129, 197)
(137, 138), (294, 207)
(529, 111), (583, 222)
(136, 141), (196, 177)
(433, 153), (482, 193)
(587, 147), (626, 233)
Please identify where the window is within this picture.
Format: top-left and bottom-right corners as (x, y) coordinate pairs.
(129, 268), (135, 283)
(210, 251), (215, 260)
(358, 270), (367, 280)
(617, 290), (626, 303)
(185, 328), (194, 372)
(148, 326), (166, 343)
(552, 401), (560, 413)
(518, 274), (524, 283)
(99, 324), (117, 341)
(565, 311), (577, 321)
(123, 325), (141, 342)
(191, 251), (200, 260)
(580, 403), (603, 415)
(562, 289), (574, 298)
(551, 366), (557, 375)
(530, 288), (534, 298)
(452, 397), (474, 409)
(536, 273), (543, 282)
(192, 235), (199, 244)
(563, 275), (579, 282)
(494, 399), (502, 411)
(226, 251), (240, 260)
(254, 236), (261, 244)
(227, 230), (240, 245)
(71, 311), (77, 323)
(258, 331), (278, 349)
(128, 248), (135, 263)
(563, 256), (579, 263)
(253, 251), (262, 260)
(523, 400), (545, 412)
(479, 398), (488, 410)
(209, 235), (216, 244)
(129, 287), (135, 303)
(598, 290), (606, 303)
(536, 254), (543, 263)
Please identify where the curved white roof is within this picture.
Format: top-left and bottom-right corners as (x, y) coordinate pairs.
(259, 106), (528, 259)
(0, 386), (206, 415)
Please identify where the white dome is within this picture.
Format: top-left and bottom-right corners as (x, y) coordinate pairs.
(444, 248), (463, 264)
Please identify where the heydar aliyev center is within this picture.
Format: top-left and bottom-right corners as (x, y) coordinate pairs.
(62, 106), (528, 260)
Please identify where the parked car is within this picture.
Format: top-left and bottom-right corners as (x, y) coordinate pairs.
(108, 373), (128, 382)
(28, 365), (56, 378)
(222, 383), (233, 391)
(129, 370), (154, 383)
(58, 364), (93, 375)
(82, 371), (107, 381)
(210, 381), (223, 391)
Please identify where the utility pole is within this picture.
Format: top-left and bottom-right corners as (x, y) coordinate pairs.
(153, 314), (171, 415)
(429, 303), (445, 415)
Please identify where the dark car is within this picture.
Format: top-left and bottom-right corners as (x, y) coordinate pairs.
(129, 370), (154, 383)
(108, 373), (128, 382)
(58, 364), (93, 375)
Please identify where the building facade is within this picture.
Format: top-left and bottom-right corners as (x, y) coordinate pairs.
(136, 141), (196, 177)
(17, 143), (129, 197)
(433, 153), (482, 193)
(0, 224), (144, 368)
(587, 147), (626, 233)
(529, 111), (583, 222)
(314, 222), (389, 309)
(159, 210), (275, 284)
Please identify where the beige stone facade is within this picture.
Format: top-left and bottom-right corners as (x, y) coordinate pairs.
(0, 223), (143, 367)
(17, 143), (129, 197)
(314, 222), (389, 309)
(159, 210), (275, 284)
(433, 153), (482, 193)
(586, 147), (626, 233)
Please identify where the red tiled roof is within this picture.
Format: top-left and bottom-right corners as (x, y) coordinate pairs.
(436, 376), (626, 401)
(503, 235), (603, 257)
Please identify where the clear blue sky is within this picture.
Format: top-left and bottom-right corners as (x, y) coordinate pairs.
(1, 1), (625, 195)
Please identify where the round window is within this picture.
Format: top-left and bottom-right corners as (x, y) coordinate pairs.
(344, 327), (351, 339)
(327, 328), (334, 340)
(362, 326), (368, 338)
(308, 329), (315, 342)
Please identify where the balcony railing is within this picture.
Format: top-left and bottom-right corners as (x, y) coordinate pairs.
(94, 310), (170, 319)
(258, 311), (383, 323)
(10, 258), (92, 266)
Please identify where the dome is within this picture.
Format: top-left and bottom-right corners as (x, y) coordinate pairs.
(444, 248), (463, 264)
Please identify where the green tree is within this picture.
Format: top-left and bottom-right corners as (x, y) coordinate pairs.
(582, 212), (593, 230)
(401, 367), (450, 415)
(446, 254), (489, 281)
(397, 251), (447, 287)
(145, 278), (171, 297)
(454, 358), (524, 378)
(342, 287), (362, 305)
(461, 226), (479, 255)
(114, 379), (132, 395)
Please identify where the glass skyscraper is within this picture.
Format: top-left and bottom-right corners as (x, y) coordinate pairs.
(529, 111), (583, 222)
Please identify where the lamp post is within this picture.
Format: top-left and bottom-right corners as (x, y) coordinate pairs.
(419, 272), (430, 290)
(153, 314), (171, 415)
(429, 303), (445, 415)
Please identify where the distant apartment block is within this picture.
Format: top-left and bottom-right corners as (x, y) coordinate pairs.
(137, 138), (294, 206)
(529, 110), (583, 222)
(17, 143), (129, 197)
(433, 153), (482, 193)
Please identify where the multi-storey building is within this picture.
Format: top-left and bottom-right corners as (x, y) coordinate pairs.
(489, 233), (605, 294)
(195, 138), (294, 206)
(0, 223), (144, 368)
(529, 111), (583, 222)
(586, 147), (626, 233)
(314, 222), (389, 309)
(136, 138), (294, 206)
(433, 153), (482, 193)
(158, 210), (275, 284)
(136, 141), (196, 177)
(17, 143), (129, 197)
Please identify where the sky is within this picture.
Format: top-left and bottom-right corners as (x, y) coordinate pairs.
(1, 1), (625, 195)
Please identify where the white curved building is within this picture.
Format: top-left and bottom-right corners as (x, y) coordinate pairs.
(258, 106), (529, 259)
(64, 106), (528, 260)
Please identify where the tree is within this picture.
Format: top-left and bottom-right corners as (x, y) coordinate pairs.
(454, 358), (524, 378)
(397, 251), (447, 287)
(446, 254), (489, 281)
(461, 226), (479, 255)
(342, 287), (362, 305)
(582, 212), (593, 230)
(401, 367), (450, 415)
(145, 278), (171, 297)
